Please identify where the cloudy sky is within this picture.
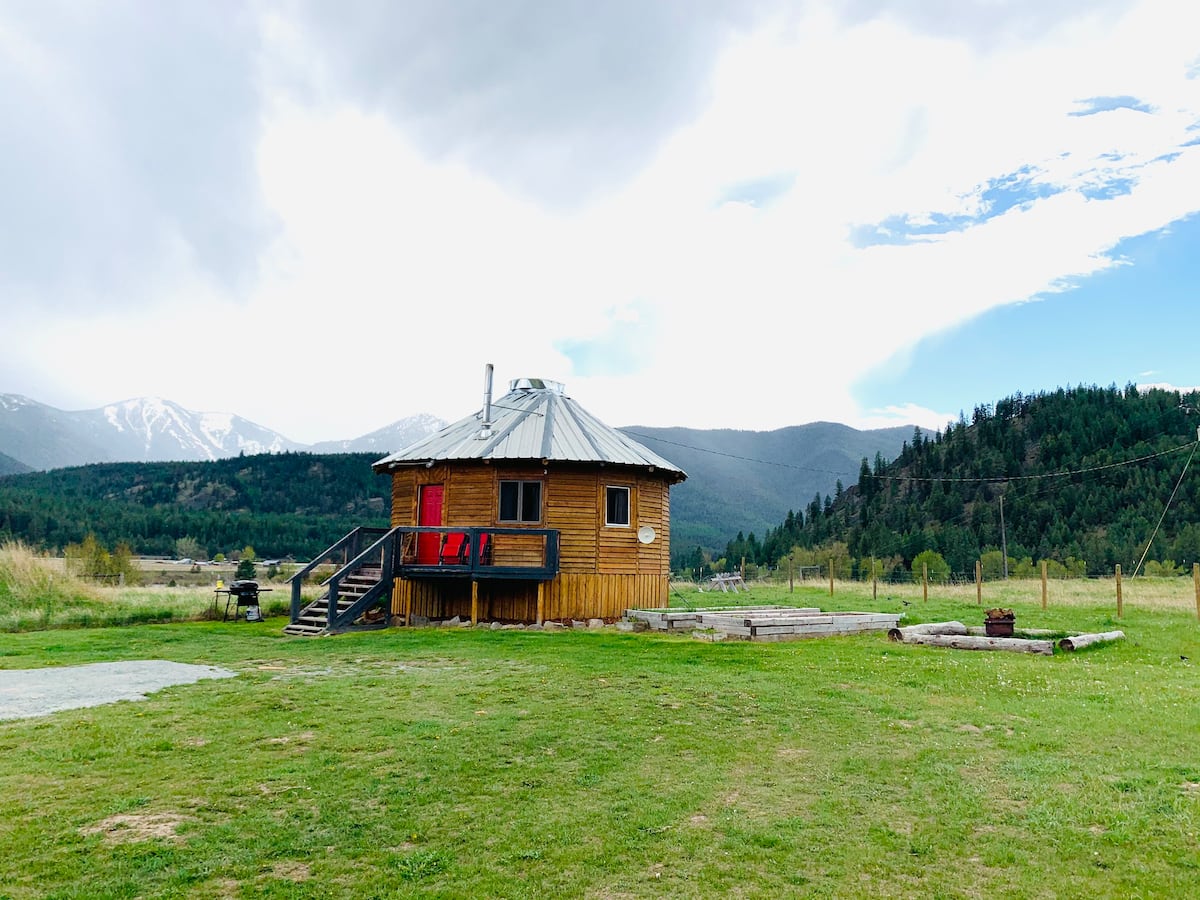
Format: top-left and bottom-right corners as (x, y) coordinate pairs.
(2, 0), (1198, 444)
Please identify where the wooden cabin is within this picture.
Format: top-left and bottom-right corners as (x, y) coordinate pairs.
(284, 375), (686, 634)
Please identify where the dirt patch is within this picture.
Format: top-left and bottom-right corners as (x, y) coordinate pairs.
(81, 812), (191, 845)
(265, 730), (315, 745)
(0, 660), (235, 720)
(267, 861), (311, 882)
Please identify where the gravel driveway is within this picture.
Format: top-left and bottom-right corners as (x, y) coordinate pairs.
(0, 660), (237, 720)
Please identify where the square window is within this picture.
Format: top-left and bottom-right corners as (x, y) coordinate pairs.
(606, 486), (630, 526)
(499, 480), (542, 523)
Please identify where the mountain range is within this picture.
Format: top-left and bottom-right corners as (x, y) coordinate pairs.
(0, 393), (919, 554)
(619, 423), (916, 552)
(0, 394), (446, 471)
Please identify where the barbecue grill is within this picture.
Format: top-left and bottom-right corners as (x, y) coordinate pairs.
(219, 580), (270, 621)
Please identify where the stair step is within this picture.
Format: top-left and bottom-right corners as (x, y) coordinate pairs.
(283, 625), (326, 636)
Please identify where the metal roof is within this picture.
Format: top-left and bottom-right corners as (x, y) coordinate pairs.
(373, 379), (686, 480)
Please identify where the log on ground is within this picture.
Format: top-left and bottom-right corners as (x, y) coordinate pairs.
(899, 633), (1054, 655)
(1058, 630), (1125, 652)
(887, 621), (968, 641)
(965, 626), (1063, 637)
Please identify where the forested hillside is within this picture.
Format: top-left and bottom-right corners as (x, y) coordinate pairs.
(733, 386), (1200, 578)
(0, 453), (390, 559)
(621, 422), (914, 555)
(0, 451), (30, 477)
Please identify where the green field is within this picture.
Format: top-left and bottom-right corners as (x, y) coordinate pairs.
(2, 581), (1199, 898)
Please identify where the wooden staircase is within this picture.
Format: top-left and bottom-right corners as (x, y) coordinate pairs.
(283, 565), (390, 636)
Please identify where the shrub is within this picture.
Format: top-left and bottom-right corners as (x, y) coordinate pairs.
(1144, 559), (1184, 577)
(63, 534), (141, 585)
(911, 550), (950, 584)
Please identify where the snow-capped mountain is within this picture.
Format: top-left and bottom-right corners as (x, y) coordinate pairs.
(92, 398), (300, 461)
(0, 394), (445, 471)
(308, 413), (446, 456)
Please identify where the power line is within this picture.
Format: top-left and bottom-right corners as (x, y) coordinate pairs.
(1132, 440), (1198, 577)
(626, 428), (1199, 487)
(624, 431), (852, 477)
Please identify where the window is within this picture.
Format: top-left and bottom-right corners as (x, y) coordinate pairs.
(606, 485), (630, 526)
(499, 480), (542, 523)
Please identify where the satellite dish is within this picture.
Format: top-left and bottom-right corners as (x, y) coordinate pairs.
(637, 525), (656, 544)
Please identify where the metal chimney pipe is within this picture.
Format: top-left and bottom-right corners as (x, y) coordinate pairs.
(479, 363), (494, 438)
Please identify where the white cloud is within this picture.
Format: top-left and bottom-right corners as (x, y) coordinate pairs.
(857, 403), (960, 433)
(3, 1), (1199, 444)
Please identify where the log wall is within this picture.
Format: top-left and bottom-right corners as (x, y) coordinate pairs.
(387, 461), (674, 620)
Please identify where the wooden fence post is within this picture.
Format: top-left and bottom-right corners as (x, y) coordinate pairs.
(788, 557), (794, 594)
(740, 556), (746, 582)
(1115, 564), (1123, 619)
(471, 580), (479, 625)
(975, 559), (982, 605)
(872, 557), (877, 602)
(922, 562), (928, 603)
(1041, 560), (1048, 610)
(1194, 562), (1199, 622)
(829, 558), (834, 597)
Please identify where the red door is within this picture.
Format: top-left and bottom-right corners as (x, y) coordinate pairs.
(416, 485), (444, 564)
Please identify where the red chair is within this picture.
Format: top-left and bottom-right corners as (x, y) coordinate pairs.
(439, 532), (469, 565)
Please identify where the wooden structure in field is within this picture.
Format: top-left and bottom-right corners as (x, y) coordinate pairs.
(627, 606), (900, 642)
(284, 371), (685, 634)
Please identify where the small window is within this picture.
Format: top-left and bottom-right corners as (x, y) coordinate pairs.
(606, 486), (630, 526)
(499, 480), (542, 523)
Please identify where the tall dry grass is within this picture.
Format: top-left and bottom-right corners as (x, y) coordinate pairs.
(852, 574), (1200, 613)
(677, 572), (1200, 616)
(0, 540), (100, 616)
(0, 540), (301, 631)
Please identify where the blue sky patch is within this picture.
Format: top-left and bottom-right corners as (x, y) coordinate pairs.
(853, 213), (1200, 420)
(718, 172), (796, 208)
(1080, 177), (1136, 200)
(555, 302), (657, 377)
(852, 166), (1060, 247)
(1069, 95), (1154, 117)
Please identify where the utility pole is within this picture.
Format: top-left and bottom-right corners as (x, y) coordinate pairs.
(999, 494), (1009, 580)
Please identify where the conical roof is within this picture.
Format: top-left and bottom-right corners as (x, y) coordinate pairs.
(373, 378), (685, 481)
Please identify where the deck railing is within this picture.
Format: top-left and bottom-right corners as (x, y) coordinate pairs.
(397, 526), (559, 580)
(289, 525), (561, 622)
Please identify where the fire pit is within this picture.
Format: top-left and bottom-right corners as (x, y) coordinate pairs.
(984, 607), (1015, 637)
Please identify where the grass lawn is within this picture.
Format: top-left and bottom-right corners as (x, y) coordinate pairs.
(1, 581), (1198, 898)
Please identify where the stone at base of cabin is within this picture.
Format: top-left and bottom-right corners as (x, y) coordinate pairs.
(410, 615), (431, 627)
(571, 619), (588, 629)
(475, 622), (491, 629)
(490, 621), (503, 630)
(587, 618), (604, 629)
(446, 616), (462, 627)
(615, 619), (649, 633)
(457, 618), (472, 627)
(526, 623), (543, 631)
(502, 623), (523, 630)
(389, 616), (405, 627)
(615, 620), (635, 632)
(542, 621), (565, 631)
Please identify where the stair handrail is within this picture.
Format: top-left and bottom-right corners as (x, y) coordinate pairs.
(328, 528), (402, 631)
(325, 526), (403, 630)
(288, 526), (389, 623)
